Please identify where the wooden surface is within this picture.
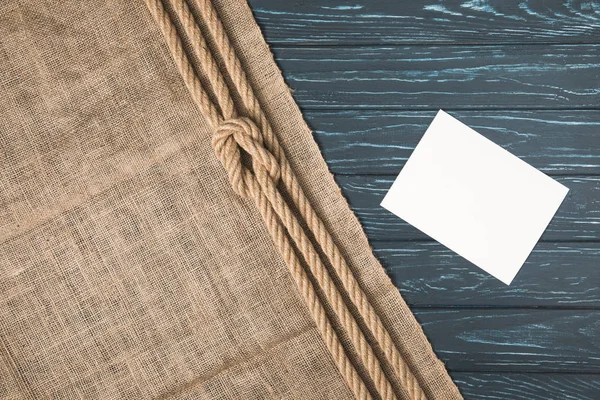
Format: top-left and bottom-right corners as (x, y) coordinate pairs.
(249, 1), (600, 398)
(249, 0), (600, 45)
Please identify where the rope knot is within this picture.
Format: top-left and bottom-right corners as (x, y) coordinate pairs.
(212, 117), (280, 198)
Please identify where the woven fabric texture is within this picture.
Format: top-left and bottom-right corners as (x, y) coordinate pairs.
(0, 1), (461, 399)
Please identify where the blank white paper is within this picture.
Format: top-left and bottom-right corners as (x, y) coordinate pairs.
(380, 110), (569, 285)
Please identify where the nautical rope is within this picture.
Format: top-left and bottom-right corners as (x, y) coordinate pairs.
(168, 0), (392, 395)
(214, 118), (394, 399)
(144, 1), (370, 398)
(187, 3), (426, 398)
(145, 0), (426, 398)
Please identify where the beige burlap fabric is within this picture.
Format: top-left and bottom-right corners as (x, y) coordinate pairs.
(0, 1), (462, 399)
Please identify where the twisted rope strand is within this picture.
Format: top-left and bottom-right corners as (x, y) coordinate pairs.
(169, 0), (235, 119)
(248, 168), (371, 400)
(157, 0), (395, 396)
(213, 123), (374, 399)
(144, 1), (370, 398)
(187, 1), (426, 399)
(146, 0), (221, 126)
(214, 119), (395, 399)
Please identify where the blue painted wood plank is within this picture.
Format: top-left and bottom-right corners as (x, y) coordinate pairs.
(271, 45), (600, 110)
(373, 241), (600, 307)
(337, 175), (600, 241)
(413, 309), (600, 372)
(306, 110), (600, 175)
(249, 0), (600, 45)
(451, 372), (600, 400)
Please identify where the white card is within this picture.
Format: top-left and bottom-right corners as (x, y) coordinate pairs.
(381, 110), (569, 285)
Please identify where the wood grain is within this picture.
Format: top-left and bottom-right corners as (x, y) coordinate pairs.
(337, 175), (600, 241)
(251, 3), (600, 397)
(272, 45), (600, 110)
(373, 241), (600, 307)
(307, 110), (600, 175)
(249, 0), (600, 45)
(451, 372), (600, 400)
(413, 309), (600, 372)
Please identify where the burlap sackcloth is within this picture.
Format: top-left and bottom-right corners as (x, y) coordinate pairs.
(0, 1), (462, 399)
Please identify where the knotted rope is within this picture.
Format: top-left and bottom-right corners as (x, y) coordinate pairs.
(144, 1), (370, 398)
(213, 118), (281, 198)
(214, 118), (394, 399)
(144, 1), (427, 399)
